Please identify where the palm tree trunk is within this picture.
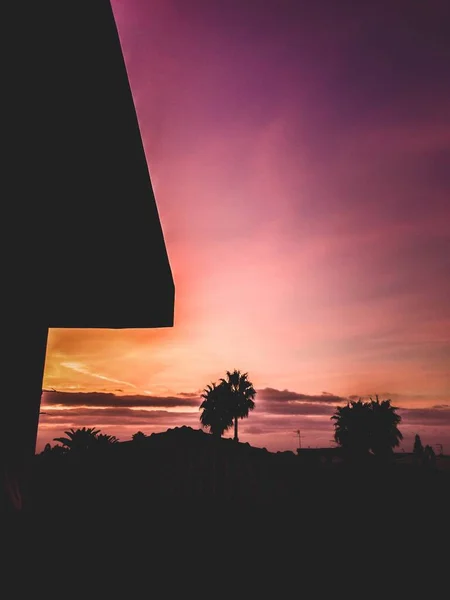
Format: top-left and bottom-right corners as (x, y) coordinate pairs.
(234, 416), (238, 442)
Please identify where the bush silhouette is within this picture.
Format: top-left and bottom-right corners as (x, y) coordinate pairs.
(331, 396), (402, 462)
(53, 427), (118, 454)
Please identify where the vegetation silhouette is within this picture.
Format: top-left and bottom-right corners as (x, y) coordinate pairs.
(423, 444), (437, 469)
(413, 433), (424, 463)
(132, 431), (147, 442)
(220, 370), (256, 442)
(96, 433), (119, 447)
(42, 443), (66, 457)
(199, 382), (234, 437)
(29, 424), (450, 523)
(10, 373), (447, 519)
(54, 427), (118, 454)
(131, 431), (148, 450)
(331, 396), (403, 462)
(199, 370), (256, 441)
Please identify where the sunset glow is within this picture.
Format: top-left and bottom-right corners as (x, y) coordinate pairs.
(39, 0), (450, 453)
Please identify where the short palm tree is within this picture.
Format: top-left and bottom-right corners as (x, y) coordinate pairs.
(96, 433), (119, 447)
(54, 427), (101, 453)
(219, 370), (256, 442)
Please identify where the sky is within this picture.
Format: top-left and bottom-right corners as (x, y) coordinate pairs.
(38, 0), (450, 453)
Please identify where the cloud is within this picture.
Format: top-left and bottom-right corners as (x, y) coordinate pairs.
(42, 389), (450, 428)
(399, 407), (450, 427)
(38, 389), (450, 454)
(264, 403), (336, 416)
(243, 426), (266, 435)
(39, 408), (200, 434)
(257, 388), (349, 404)
(42, 407), (192, 420)
(42, 388), (349, 411)
(40, 407), (198, 425)
(42, 390), (200, 408)
(38, 405), (336, 425)
(346, 393), (450, 408)
(60, 362), (138, 388)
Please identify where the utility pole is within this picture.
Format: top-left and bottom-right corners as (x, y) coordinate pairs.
(294, 429), (303, 450)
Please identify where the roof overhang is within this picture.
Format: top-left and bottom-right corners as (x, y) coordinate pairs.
(8, 0), (174, 329)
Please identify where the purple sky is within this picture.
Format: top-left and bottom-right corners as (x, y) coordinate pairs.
(40, 0), (450, 453)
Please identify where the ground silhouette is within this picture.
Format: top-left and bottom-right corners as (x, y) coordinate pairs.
(27, 425), (450, 520)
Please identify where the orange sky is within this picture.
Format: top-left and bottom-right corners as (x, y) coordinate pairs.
(38, 0), (450, 453)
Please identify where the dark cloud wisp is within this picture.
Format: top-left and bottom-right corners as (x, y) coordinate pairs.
(42, 390), (200, 408)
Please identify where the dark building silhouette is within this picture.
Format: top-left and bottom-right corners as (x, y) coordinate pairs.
(2, 1), (174, 509)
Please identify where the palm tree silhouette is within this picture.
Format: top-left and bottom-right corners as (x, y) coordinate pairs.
(332, 400), (371, 458)
(96, 433), (119, 447)
(331, 397), (402, 461)
(54, 427), (101, 453)
(199, 382), (233, 438)
(370, 396), (403, 458)
(219, 370), (256, 442)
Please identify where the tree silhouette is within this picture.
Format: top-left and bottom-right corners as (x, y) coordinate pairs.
(96, 433), (119, 447)
(219, 370), (256, 442)
(370, 396), (403, 459)
(423, 445), (436, 468)
(413, 433), (424, 461)
(331, 397), (402, 461)
(422, 444), (436, 468)
(199, 382), (233, 437)
(43, 442), (62, 454)
(53, 427), (101, 453)
(331, 400), (372, 458)
(132, 431), (147, 442)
